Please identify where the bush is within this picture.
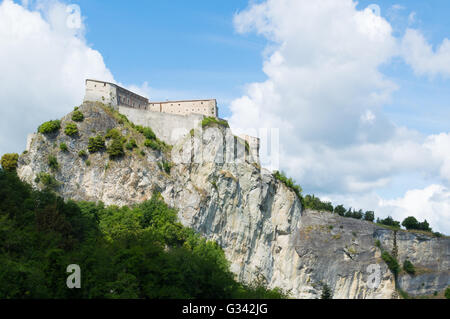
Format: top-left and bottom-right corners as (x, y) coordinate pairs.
(125, 139), (137, 150)
(334, 205), (346, 216)
(78, 150), (87, 158)
(273, 171), (302, 200)
(38, 120), (61, 134)
(48, 155), (59, 170)
(378, 216), (401, 228)
(445, 287), (450, 299)
(71, 110), (84, 122)
(364, 211), (375, 222)
(302, 194), (333, 212)
(59, 143), (68, 152)
(107, 138), (125, 159)
(382, 251), (400, 278)
(34, 172), (59, 189)
(158, 161), (173, 174)
(105, 128), (121, 140)
(1, 153), (19, 172)
(403, 260), (415, 275)
(88, 135), (106, 153)
(321, 284), (332, 299)
(64, 123), (78, 136)
(145, 139), (162, 151)
(202, 117), (229, 128)
(136, 126), (156, 140)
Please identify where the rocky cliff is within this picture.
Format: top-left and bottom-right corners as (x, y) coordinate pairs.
(17, 102), (450, 299)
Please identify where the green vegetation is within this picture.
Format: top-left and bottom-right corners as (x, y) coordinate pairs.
(88, 135), (106, 153)
(381, 251), (400, 278)
(125, 139), (137, 150)
(202, 116), (229, 128)
(135, 125), (169, 153)
(71, 110), (84, 122)
(273, 171), (302, 199)
(48, 155), (59, 171)
(377, 216), (401, 229)
(158, 160), (174, 175)
(403, 260), (415, 275)
(105, 129), (125, 159)
(85, 160), (91, 167)
(64, 123), (78, 136)
(38, 120), (61, 134)
(302, 195), (333, 212)
(321, 284), (332, 299)
(445, 287), (450, 299)
(136, 125), (156, 140)
(59, 143), (68, 152)
(78, 150), (87, 158)
(402, 216), (432, 232)
(364, 211), (375, 222)
(107, 138), (125, 159)
(375, 240), (381, 248)
(0, 170), (286, 299)
(1, 153), (19, 172)
(34, 172), (59, 190)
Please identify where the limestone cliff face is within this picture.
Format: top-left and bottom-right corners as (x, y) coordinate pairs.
(17, 102), (449, 299)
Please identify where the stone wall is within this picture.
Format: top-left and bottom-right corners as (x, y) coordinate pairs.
(119, 105), (204, 145)
(148, 99), (217, 117)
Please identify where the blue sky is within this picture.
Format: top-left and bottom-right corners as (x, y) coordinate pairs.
(1, 0), (450, 232)
(74, 0), (266, 116)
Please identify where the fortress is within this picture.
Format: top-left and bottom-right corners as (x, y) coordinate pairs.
(84, 79), (260, 162)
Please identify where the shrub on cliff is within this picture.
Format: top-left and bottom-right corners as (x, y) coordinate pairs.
(64, 123), (78, 136)
(382, 251), (400, 278)
(302, 194), (333, 212)
(107, 138), (125, 158)
(136, 125), (156, 140)
(403, 260), (415, 275)
(88, 135), (106, 153)
(59, 143), (68, 152)
(71, 110), (84, 122)
(202, 117), (229, 128)
(273, 171), (302, 200)
(48, 155), (59, 171)
(1, 153), (19, 172)
(445, 287), (450, 299)
(38, 120), (60, 134)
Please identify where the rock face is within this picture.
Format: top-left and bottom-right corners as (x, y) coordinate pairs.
(17, 102), (450, 299)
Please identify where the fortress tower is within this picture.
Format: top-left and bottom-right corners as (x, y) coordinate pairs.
(83, 79), (260, 162)
(84, 79), (217, 118)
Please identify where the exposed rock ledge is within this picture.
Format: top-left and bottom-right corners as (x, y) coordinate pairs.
(17, 102), (449, 298)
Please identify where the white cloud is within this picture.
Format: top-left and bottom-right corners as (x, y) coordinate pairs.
(401, 28), (450, 78)
(379, 185), (450, 234)
(324, 185), (450, 234)
(229, 0), (450, 232)
(0, 0), (113, 155)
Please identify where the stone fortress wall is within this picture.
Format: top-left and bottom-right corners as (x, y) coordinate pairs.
(84, 79), (260, 162)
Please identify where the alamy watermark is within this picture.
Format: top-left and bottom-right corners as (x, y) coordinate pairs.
(66, 264), (81, 289)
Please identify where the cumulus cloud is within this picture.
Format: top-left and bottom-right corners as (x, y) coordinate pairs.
(402, 28), (450, 78)
(0, 0), (113, 155)
(229, 0), (450, 232)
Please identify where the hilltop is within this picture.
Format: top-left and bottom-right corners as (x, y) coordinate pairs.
(6, 101), (450, 298)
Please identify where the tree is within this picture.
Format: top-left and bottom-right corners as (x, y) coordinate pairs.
(364, 211), (375, 222)
(378, 216), (400, 228)
(402, 216), (419, 230)
(321, 284), (332, 299)
(1, 153), (19, 172)
(334, 205), (346, 216)
(418, 220), (432, 232)
(445, 286), (450, 299)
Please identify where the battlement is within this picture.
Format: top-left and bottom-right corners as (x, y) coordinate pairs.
(84, 79), (217, 117)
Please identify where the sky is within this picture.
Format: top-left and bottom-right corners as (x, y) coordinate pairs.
(0, 0), (449, 233)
